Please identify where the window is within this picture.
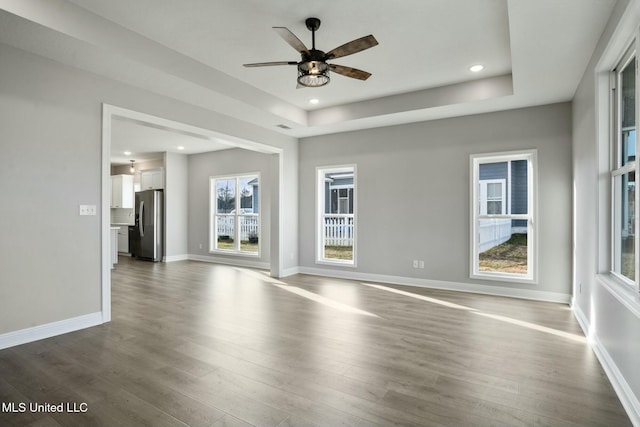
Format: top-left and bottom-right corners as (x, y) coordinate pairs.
(480, 179), (506, 215)
(471, 151), (536, 282)
(210, 174), (259, 255)
(317, 166), (356, 265)
(611, 46), (637, 286)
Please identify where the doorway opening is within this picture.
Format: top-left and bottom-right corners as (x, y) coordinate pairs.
(101, 104), (284, 322)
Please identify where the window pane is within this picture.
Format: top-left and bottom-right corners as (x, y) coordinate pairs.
(339, 198), (349, 214)
(487, 201), (502, 215)
(239, 215), (259, 253)
(323, 215), (354, 261)
(617, 171), (636, 281)
(621, 59), (636, 166)
(239, 177), (258, 213)
(216, 215), (235, 250)
(510, 160), (528, 215)
(331, 189), (338, 213)
(479, 224), (528, 275)
(216, 179), (235, 213)
(487, 183), (501, 199)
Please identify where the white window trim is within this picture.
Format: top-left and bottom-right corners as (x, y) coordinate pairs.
(209, 172), (261, 257)
(470, 150), (538, 284)
(316, 165), (357, 267)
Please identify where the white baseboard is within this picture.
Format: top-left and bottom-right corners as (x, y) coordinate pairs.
(164, 254), (189, 262)
(188, 254), (270, 270)
(281, 266), (301, 278)
(298, 267), (571, 303)
(572, 304), (640, 427)
(571, 299), (590, 338)
(0, 312), (103, 350)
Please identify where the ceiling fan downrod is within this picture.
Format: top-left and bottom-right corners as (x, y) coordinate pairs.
(305, 17), (321, 50)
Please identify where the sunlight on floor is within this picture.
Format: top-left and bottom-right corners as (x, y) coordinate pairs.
(231, 269), (585, 343)
(272, 284), (380, 318)
(361, 283), (586, 343)
(472, 311), (586, 343)
(361, 283), (476, 311)
(233, 267), (286, 285)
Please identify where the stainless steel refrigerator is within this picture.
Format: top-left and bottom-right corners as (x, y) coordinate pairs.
(132, 189), (163, 262)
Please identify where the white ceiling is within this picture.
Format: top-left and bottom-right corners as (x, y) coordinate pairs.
(0, 0), (617, 157)
(110, 117), (232, 165)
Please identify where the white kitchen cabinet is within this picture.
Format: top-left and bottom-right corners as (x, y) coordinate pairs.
(140, 168), (164, 190)
(111, 174), (134, 208)
(117, 226), (129, 253)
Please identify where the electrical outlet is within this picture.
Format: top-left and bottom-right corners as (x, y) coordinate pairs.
(413, 260), (419, 268)
(419, 260), (425, 269)
(199, 243), (203, 249)
(79, 204), (96, 216)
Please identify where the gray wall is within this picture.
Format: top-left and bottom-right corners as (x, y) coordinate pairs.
(299, 103), (573, 297)
(572, 0), (640, 416)
(188, 148), (273, 265)
(0, 42), (297, 335)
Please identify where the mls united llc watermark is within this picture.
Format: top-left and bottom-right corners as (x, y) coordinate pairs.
(2, 402), (88, 413)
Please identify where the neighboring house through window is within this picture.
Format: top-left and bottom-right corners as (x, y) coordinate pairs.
(210, 174), (260, 255)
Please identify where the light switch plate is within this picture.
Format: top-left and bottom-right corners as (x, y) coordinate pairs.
(79, 204), (97, 216)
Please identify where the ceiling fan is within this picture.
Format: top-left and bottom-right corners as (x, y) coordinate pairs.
(243, 17), (378, 88)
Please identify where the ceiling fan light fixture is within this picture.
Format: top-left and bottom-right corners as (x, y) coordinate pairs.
(297, 61), (330, 87)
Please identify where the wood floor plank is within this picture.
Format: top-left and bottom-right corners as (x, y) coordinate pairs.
(0, 257), (631, 426)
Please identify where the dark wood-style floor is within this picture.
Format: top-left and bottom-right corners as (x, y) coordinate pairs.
(0, 257), (632, 426)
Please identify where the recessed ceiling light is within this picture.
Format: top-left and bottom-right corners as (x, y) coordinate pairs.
(124, 151), (132, 155)
(309, 98), (320, 105)
(177, 146), (185, 150)
(469, 64), (484, 73)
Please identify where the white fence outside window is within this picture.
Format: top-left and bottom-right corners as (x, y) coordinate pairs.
(478, 218), (512, 252)
(216, 215), (259, 240)
(323, 214), (354, 246)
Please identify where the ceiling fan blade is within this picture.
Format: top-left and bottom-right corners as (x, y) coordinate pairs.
(329, 64), (372, 81)
(273, 27), (310, 55)
(243, 61), (298, 67)
(325, 35), (378, 60)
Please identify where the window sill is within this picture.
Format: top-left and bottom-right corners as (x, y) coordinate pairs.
(596, 274), (640, 320)
(209, 250), (260, 258)
(315, 259), (356, 268)
(470, 272), (536, 285)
